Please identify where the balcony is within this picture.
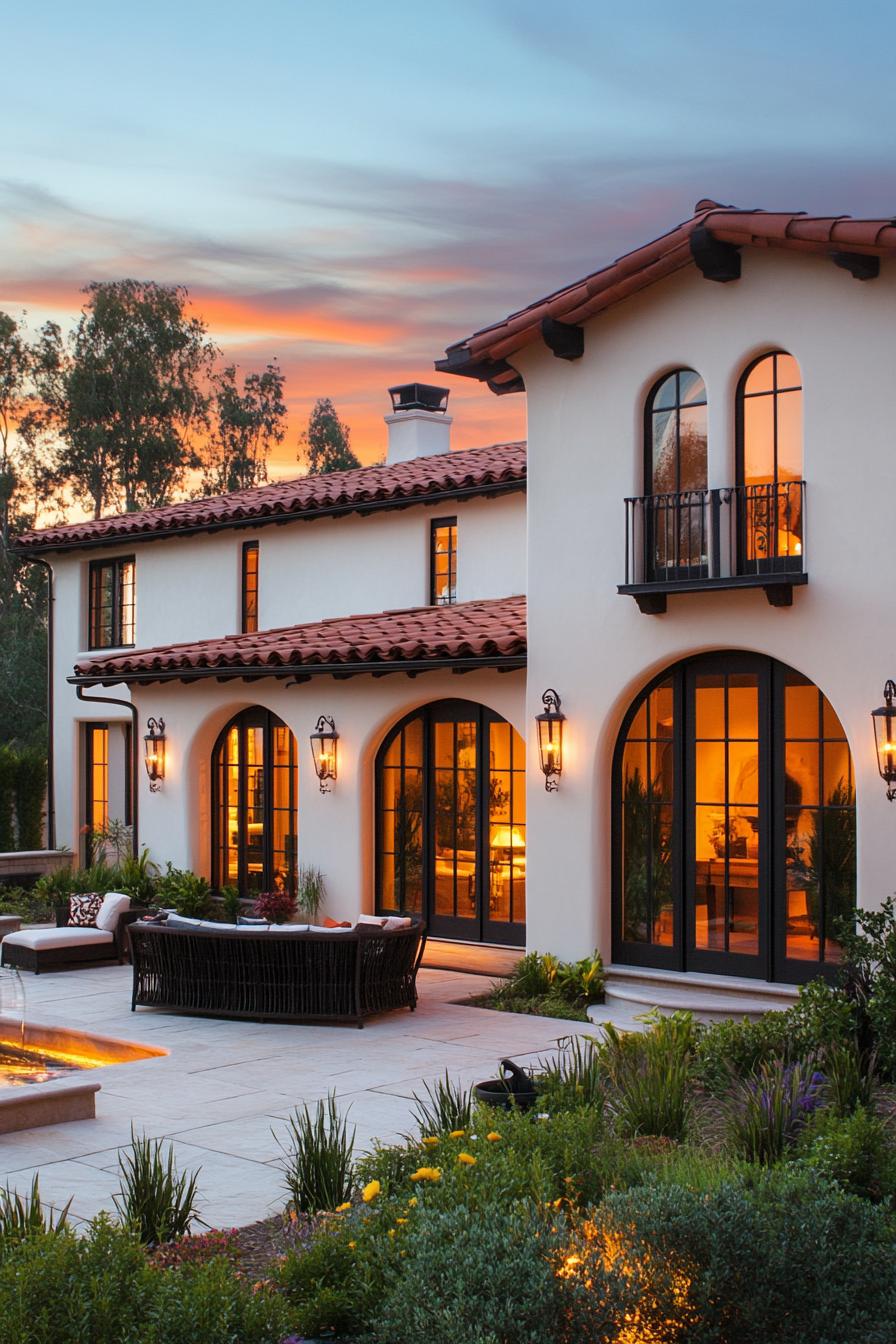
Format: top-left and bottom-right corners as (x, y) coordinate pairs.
(619, 481), (807, 614)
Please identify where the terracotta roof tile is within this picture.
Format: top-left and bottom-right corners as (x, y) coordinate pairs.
(72, 595), (527, 686)
(438, 201), (896, 385)
(16, 442), (526, 555)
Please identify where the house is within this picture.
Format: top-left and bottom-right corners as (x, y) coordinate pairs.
(15, 200), (896, 993)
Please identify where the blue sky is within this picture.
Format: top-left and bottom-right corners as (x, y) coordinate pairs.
(2, 1), (893, 467)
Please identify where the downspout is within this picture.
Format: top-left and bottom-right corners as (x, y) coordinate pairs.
(19, 556), (55, 850)
(75, 684), (139, 859)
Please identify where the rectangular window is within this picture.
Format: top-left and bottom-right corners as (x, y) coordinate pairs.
(88, 556), (135, 649)
(430, 518), (457, 605)
(241, 541), (259, 634)
(84, 724), (109, 864)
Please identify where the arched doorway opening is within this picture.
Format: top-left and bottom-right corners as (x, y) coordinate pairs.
(212, 708), (297, 895)
(375, 699), (526, 945)
(612, 653), (855, 982)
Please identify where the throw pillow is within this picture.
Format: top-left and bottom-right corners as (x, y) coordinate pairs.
(322, 916), (352, 928)
(68, 892), (103, 927)
(95, 892), (131, 932)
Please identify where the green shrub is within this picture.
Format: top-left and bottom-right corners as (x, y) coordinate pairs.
(409, 1071), (472, 1135)
(355, 1139), (422, 1198)
(277, 1093), (355, 1213)
(723, 1058), (827, 1164)
(217, 884), (242, 922)
(155, 865), (212, 918)
(13, 746), (46, 849)
(0, 882), (54, 922)
(599, 1012), (696, 1140)
(554, 951), (605, 1003)
(113, 1130), (201, 1245)
(822, 1037), (877, 1115)
(537, 1033), (604, 1112)
(372, 1199), (569, 1344)
(115, 848), (159, 903)
(797, 1105), (896, 1202)
(143, 1255), (291, 1343)
(277, 1222), (373, 1339)
(0, 746), (15, 851)
(488, 949), (604, 1020)
(573, 1171), (896, 1344)
(838, 896), (896, 1080)
(0, 1216), (152, 1343)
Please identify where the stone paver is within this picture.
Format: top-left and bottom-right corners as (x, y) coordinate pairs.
(0, 963), (640, 1227)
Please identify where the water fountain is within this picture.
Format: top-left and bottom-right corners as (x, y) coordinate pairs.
(0, 965), (166, 1130)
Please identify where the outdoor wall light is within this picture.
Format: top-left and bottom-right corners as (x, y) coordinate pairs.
(143, 717), (166, 792)
(536, 689), (565, 792)
(310, 715), (339, 793)
(872, 681), (896, 801)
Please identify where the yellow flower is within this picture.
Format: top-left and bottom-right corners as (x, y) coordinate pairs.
(396, 1217), (408, 1224)
(348, 1240), (356, 1250)
(457, 1152), (477, 1166)
(421, 1136), (439, 1148)
(486, 1131), (502, 1142)
(288, 1208), (298, 1223)
(362, 1180), (381, 1204)
(410, 1166), (442, 1182)
(407, 1196), (418, 1207)
(388, 1228), (396, 1238)
(336, 1202), (352, 1213)
(449, 1129), (465, 1140)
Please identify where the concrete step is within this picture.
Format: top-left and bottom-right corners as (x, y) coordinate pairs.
(595, 964), (799, 1025)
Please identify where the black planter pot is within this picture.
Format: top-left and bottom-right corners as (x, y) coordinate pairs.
(473, 1057), (538, 1111)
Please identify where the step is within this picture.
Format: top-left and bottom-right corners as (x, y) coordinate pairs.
(595, 964), (799, 1025)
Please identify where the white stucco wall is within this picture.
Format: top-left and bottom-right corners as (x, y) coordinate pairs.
(516, 246), (896, 960)
(126, 670), (525, 923)
(48, 487), (525, 855)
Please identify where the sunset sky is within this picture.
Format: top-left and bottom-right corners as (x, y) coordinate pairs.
(3, 1), (894, 475)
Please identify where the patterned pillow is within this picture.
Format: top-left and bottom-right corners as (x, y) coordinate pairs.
(68, 892), (103, 927)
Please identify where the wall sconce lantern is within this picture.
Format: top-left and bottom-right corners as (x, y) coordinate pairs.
(536, 689), (565, 792)
(872, 680), (896, 801)
(310, 715), (339, 793)
(143, 717), (166, 792)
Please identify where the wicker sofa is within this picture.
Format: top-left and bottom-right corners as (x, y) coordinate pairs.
(128, 919), (427, 1026)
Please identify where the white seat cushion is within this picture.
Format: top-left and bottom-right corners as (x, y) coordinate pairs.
(357, 914), (387, 927)
(96, 892), (131, 932)
(3, 927), (114, 952)
(309, 924), (353, 934)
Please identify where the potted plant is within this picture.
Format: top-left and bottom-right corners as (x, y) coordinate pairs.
(297, 866), (326, 922)
(253, 889), (297, 924)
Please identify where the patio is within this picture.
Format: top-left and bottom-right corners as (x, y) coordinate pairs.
(0, 964), (641, 1229)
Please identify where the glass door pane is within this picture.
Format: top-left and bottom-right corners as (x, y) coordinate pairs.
(690, 667), (763, 973)
(486, 719), (526, 944)
(431, 717), (479, 934)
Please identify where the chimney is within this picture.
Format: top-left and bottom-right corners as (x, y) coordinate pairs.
(385, 384), (452, 465)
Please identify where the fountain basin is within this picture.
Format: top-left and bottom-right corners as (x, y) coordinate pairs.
(0, 1017), (166, 1133)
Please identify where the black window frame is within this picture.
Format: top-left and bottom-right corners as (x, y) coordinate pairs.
(88, 555), (136, 650)
(612, 653), (855, 984)
(241, 541), (259, 635)
(84, 722), (109, 865)
(211, 707), (297, 896)
(429, 517), (458, 606)
(642, 369), (709, 580)
(735, 350), (804, 576)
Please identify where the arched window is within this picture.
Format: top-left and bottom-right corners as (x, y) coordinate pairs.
(644, 370), (708, 577)
(376, 700), (526, 946)
(613, 654), (854, 983)
(737, 352), (803, 569)
(212, 708), (297, 895)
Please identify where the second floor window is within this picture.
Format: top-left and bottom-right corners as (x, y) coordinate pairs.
(645, 370), (708, 577)
(242, 541), (259, 634)
(430, 518), (457, 605)
(737, 351), (803, 568)
(88, 556), (135, 649)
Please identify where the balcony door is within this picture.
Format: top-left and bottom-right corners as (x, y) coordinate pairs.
(645, 369), (708, 580)
(737, 351), (804, 573)
(376, 700), (526, 945)
(613, 654), (855, 983)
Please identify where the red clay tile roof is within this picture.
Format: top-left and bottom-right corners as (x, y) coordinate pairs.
(72, 595), (527, 685)
(438, 200), (896, 390)
(16, 442), (526, 555)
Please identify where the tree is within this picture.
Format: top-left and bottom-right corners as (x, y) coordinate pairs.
(0, 310), (47, 750)
(200, 361), (287, 496)
(28, 280), (218, 517)
(299, 397), (360, 475)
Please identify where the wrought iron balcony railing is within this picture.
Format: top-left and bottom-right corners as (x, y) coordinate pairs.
(620, 481), (807, 613)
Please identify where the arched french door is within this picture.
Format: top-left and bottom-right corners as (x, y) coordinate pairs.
(212, 708), (297, 895)
(375, 700), (526, 945)
(612, 654), (855, 983)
